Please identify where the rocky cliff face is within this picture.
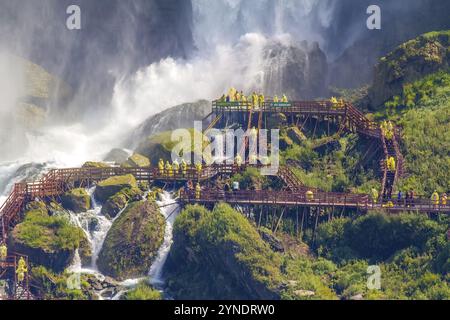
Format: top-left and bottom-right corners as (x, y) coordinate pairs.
(262, 41), (328, 99)
(368, 31), (450, 108)
(127, 100), (211, 150)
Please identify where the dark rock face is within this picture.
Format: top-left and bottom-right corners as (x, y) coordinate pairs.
(327, 0), (450, 88)
(0, 0), (195, 115)
(262, 41), (328, 99)
(9, 240), (74, 274)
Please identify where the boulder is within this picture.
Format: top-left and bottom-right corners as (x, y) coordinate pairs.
(259, 228), (284, 253)
(82, 161), (110, 168)
(101, 187), (143, 219)
(9, 201), (87, 273)
(97, 201), (165, 280)
(286, 127), (306, 145)
(61, 188), (91, 213)
(127, 100), (211, 149)
(94, 174), (138, 203)
(121, 153), (151, 168)
(135, 129), (209, 166)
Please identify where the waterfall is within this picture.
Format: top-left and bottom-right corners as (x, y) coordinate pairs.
(68, 186), (129, 273)
(148, 191), (181, 287)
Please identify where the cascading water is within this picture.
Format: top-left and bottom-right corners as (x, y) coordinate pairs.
(68, 187), (115, 270)
(148, 191), (181, 287)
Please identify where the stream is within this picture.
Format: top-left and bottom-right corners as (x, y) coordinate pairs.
(67, 188), (180, 300)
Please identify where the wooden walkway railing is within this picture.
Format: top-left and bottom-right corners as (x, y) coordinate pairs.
(179, 189), (450, 213)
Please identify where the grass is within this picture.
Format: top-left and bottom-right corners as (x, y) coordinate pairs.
(13, 201), (86, 252)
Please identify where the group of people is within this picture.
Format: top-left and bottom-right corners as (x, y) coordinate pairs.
(380, 120), (395, 140)
(157, 159), (190, 177)
(372, 187), (448, 208)
(431, 191), (448, 207)
(330, 97), (345, 109)
(0, 243), (27, 283)
(219, 88), (288, 109)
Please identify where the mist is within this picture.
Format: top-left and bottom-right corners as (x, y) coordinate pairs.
(0, 0), (449, 190)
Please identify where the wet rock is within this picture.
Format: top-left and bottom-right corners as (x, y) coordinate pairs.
(61, 188), (91, 213)
(97, 201), (165, 280)
(95, 174), (138, 203)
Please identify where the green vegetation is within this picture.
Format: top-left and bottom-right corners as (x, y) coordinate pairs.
(12, 202), (85, 252)
(10, 201), (87, 272)
(372, 71), (450, 194)
(232, 167), (270, 190)
(123, 281), (162, 300)
(97, 201), (165, 280)
(370, 30), (450, 108)
(281, 134), (379, 193)
(31, 266), (92, 300)
(312, 213), (450, 299)
(167, 203), (340, 300)
(167, 203), (282, 299)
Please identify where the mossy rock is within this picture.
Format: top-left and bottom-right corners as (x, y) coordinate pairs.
(61, 188), (91, 213)
(286, 127), (306, 145)
(136, 129), (209, 165)
(165, 203), (282, 299)
(82, 161), (110, 168)
(121, 153), (150, 168)
(101, 187), (143, 219)
(267, 113), (287, 128)
(9, 201), (87, 272)
(369, 30), (450, 108)
(97, 201), (166, 280)
(95, 174), (138, 203)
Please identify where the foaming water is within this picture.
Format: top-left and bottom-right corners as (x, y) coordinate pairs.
(148, 191), (181, 287)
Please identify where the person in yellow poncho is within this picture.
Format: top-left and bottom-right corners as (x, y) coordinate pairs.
(172, 160), (180, 175)
(195, 183), (201, 200)
(441, 193), (447, 206)
(158, 159), (164, 175)
(0, 243), (7, 261)
(258, 94), (265, 108)
(386, 157), (396, 172)
(281, 94), (288, 103)
(431, 191), (439, 206)
(306, 190), (314, 201)
(228, 88), (237, 102)
(16, 257), (28, 282)
(371, 188), (379, 204)
(195, 162), (202, 178)
(165, 161), (172, 177)
(252, 92), (258, 109)
(273, 95), (279, 103)
(181, 159), (188, 176)
(235, 154), (243, 167)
